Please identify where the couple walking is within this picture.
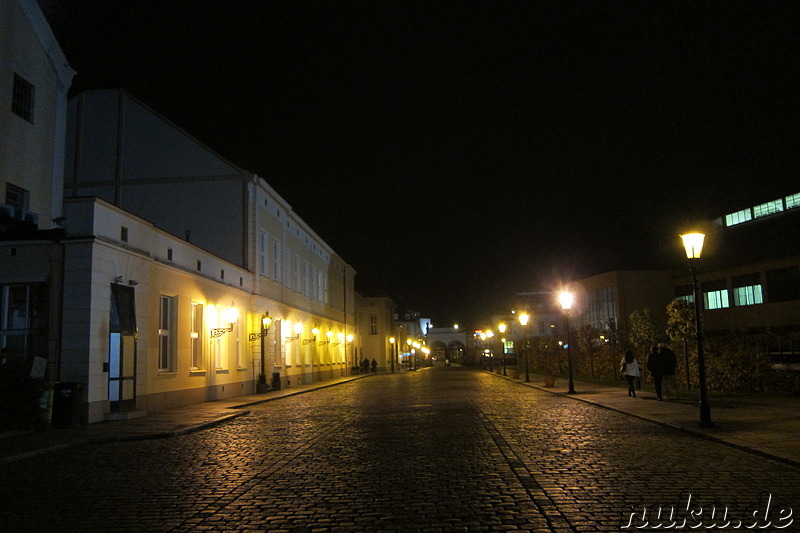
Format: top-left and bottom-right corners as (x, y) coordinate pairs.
(620, 343), (678, 400)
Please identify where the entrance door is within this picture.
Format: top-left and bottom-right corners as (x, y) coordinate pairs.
(109, 284), (138, 412)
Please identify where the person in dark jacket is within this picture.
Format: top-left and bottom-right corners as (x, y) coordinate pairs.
(647, 344), (666, 401)
(660, 343), (678, 399)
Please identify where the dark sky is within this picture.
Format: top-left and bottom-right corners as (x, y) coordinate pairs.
(41, 1), (799, 329)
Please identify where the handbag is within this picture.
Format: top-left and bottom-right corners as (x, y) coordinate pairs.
(620, 362), (627, 374)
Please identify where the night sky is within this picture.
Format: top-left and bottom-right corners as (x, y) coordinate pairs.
(40, 1), (800, 329)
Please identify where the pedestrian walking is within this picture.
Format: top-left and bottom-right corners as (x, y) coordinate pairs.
(371, 358), (378, 372)
(660, 343), (679, 399)
(361, 358), (370, 373)
(620, 349), (640, 398)
(647, 344), (666, 400)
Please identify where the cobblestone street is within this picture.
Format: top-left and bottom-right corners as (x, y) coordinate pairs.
(2, 368), (798, 532)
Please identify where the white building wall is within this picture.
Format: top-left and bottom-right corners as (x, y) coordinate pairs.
(0, 0), (74, 228)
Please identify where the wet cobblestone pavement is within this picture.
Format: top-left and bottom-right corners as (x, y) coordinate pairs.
(2, 367), (798, 532)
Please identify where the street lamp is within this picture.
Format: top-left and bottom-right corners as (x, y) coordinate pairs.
(518, 313), (530, 382)
(389, 337), (396, 373)
(558, 291), (577, 394)
(247, 311), (273, 389)
(485, 330), (494, 371)
(498, 323), (507, 376)
(680, 232), (714, 428)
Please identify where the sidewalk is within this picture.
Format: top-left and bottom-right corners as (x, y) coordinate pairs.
(0, 374), (371, 463)
(2, 370), (799, 467)
(492, 370), (800, 467)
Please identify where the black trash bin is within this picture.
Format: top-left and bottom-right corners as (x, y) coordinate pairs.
(51, 382), (85, 427)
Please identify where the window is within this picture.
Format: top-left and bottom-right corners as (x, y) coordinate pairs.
(369, 314), (378, 335)
(725, 208), (752, 227)
(5, 183), (29, 211)
(1, 283), (48, 366)
(786, 193), (800, 210)
(12, 74), (34, 122)
(766, 266), (800, 303)
(753, 200), (783, 219)
(702, 280), (729, 310)
(304, 261), (310, 297)
(191, 303), (203, 369)
(674, 285), (694, 303)
(503, 340), (514, 354)
(272, 240), (281, 281)
(259, 232), (268, 276)
(311, 266), (317, 300)
(120, 227), (128, 242)
(586, 286), (616, 331)
(283, 246), (290, 286)
(732, 273), (763, 307)
(158, 295), (177, 371)
(294, 255), (301, 292)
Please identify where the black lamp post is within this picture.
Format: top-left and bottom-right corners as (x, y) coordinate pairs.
(518, 313), (530, 382)
(681, 232), (714, 428)
(498, 323), (507, 376)
(248, 311), (272, 390)
(559, 291), (577, 394)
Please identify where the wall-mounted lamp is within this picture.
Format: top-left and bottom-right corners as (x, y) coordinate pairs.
(285, 322), (303, 343)
(211, 303), (238, 338)
(319, 331), (333, 346)
(304, 327), (320, 345)
(346, 334), (354, 345)
(249, 311), (272, 342)
(331, 332), (345, 346)
(128, 280), (138, 286)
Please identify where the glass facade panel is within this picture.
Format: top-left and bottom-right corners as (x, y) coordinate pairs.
(753, 200), (783, 218)
(725, 208), (752, 226)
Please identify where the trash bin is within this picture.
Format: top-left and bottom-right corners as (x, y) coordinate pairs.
(51, 382), (85, 427)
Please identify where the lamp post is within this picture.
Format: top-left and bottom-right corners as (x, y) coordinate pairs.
(498, 323), (507, 376)
(389, 337), (396, 373)
(559, 291), (576, 394)
(518, 313), (530, 382)
(680, 232), (714, 428)
(485, 330), (494, 371)
(248, 311), (272, 391)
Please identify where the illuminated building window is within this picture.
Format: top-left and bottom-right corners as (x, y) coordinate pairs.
(158, 295), (177, 371)
(725, 208), (752, 226)
(503, 340), (514, 354)
(190, 303), (203, 369)
(753, 200), (783, 219)
(786, 193), (800, 210)
(733, 285), (763, 306)
(12, 74), (34, 123)
(732, 273), (763, 307)
(702, 280), (729, 310)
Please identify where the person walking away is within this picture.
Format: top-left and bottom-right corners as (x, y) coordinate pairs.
(659, 343), (678, 399)
(620, 349), (640, 398)
(371, 358), (378, 372)
(647, 344), (666, 401)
